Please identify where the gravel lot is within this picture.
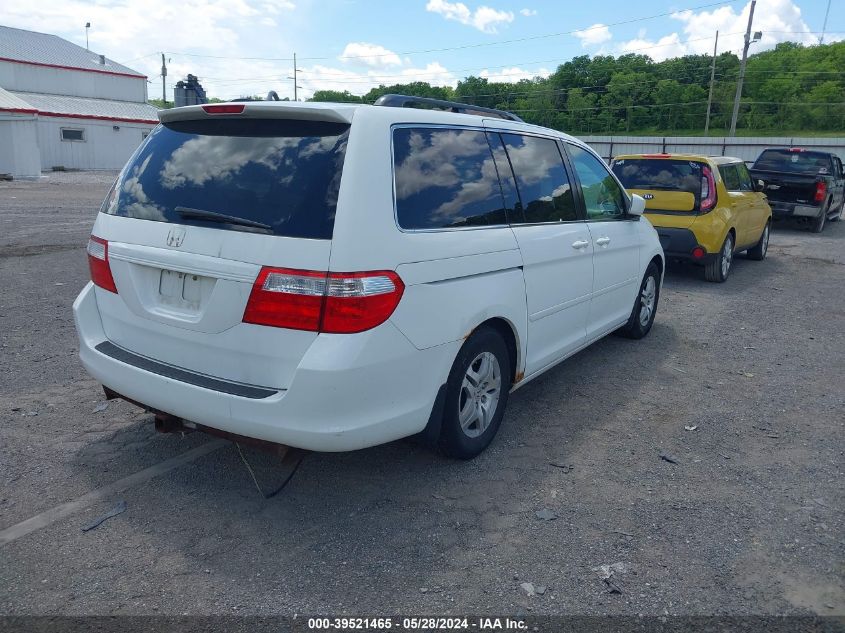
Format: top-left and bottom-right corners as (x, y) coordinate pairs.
(0, 171), (843, 618)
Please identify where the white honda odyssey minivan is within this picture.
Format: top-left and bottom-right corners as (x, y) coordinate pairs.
(74, 94), (663, 459)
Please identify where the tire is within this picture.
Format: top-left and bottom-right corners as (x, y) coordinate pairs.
(747, 222), (770, 261)
(705, 233), (734, 282)
(438, 327), (512, 460)
(830, 198), (844, 222)
(811, 202), (829, 233)
(617, 262), (660, 340)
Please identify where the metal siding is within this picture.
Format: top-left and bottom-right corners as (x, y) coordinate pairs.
(0, 117), (41, 177)
(0, 62), (146, 102)
(35, 117), (153, 170)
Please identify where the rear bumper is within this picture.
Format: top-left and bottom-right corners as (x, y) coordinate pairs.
(73, 283), (457, 452)
(653, 227), (716, 264)
(768, 200), (823, 219)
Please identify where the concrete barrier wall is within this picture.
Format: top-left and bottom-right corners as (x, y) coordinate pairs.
(581, 135), (845, 164)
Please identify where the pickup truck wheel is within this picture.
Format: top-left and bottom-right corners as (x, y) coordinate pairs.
(811, 202), (829, 233)
(616, 262), (660, 339)
(747, 222), (770, 261)
(438, 327), (511, 460)
(831, 199), (844, 222)
(705, 233), (733, 282)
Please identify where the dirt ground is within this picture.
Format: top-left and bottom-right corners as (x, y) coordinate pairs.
(0, 171), (842, 618)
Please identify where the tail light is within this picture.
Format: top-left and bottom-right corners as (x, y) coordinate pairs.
(87, 236), (117, 293)
(243, 267), (405, 334)
(814, 181), (827, 203)
(700, 165), (717, 213)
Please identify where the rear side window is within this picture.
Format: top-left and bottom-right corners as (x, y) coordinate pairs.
(720, 164), (741, 191)
(499, 133), (577, 224)
(105, 119), (349, 240)
(392, 127), (507, 230)
(753, 149), (832, 175)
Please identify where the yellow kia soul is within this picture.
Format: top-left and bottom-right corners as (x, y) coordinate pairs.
(610, 154), (772, 282)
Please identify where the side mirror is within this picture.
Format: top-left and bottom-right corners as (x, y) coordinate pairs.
(629, 194), (646, 216)
(755, 179), (766, 192)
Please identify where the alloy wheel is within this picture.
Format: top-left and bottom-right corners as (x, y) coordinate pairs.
(458, 352), (502, 438)
(721, 235), (733, 278)
(639, 275), (657, 327)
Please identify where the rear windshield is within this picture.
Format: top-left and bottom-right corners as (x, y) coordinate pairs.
(611, 159), (702, 201)
(104, 119), (350, 240)
(752, 149), (832, 175)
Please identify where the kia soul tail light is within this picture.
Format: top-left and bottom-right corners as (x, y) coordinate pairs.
(243, 267), (405, 334)
(700, 165), (717, 213)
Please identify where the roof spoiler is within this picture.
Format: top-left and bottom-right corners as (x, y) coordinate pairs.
(373, 94), (523, 123)
(158, 101), (355, 124)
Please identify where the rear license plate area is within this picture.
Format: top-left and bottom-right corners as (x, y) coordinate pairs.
(159, 269), (206, 309)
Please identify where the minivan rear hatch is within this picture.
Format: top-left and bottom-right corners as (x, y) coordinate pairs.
(92, 104), (353, 390)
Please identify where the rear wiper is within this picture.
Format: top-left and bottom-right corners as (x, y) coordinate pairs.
(175, 206), (272, 233)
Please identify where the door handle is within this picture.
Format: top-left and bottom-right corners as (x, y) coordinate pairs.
(595, 237), (611, 246)
(571, 240), (590, 250)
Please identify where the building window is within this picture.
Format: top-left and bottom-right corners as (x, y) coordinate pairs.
(61, 128), (85, 142)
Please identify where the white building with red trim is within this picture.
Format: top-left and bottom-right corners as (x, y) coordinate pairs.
(0, 25), (159, 178)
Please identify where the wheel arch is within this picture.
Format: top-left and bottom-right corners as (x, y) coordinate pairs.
(649, 253), (664, 281)
(473, 317), (522, 385)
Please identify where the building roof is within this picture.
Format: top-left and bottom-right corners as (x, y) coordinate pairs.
(0, 86), (37, 113)
(0, 25), (145, 78)
(6, 91), (158, 124)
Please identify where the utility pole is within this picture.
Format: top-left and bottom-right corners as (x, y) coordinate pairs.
(161, 53), (167, 105)
(287, 53), (299, 101)
(85, 22), (90, 50)
(819, 0), (832, 45)
(729, 0), (756, 137)
(704, 30), (719, 136)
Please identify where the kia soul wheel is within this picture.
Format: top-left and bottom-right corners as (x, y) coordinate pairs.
(705, 233), (733, 282)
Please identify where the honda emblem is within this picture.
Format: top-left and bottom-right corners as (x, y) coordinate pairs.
(166, 227), (186, 247)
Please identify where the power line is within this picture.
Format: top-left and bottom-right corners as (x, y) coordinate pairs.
(508, 100), (845, 114)
(160, 0), (740, 64)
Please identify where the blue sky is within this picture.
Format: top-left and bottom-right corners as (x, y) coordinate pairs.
(3, 0), (843, 100)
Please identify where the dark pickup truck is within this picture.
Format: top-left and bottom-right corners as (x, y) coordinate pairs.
(749, 148), (845, 233)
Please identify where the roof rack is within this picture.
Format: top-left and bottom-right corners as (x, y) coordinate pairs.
(373, 94), (524, 123)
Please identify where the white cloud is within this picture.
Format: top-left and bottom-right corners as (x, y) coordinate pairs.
(292, 62), (457, 100)
(616, 0), (836, 62)
(479, 66), (550, 83)
(573, 23), (612, 47)
(619, 32), (687, 60)
(399, 62), (456, 86)
(340, 42), (403, 67)
(0, 0), (297, 99)
(519, 8), (537, 17)
(425, 0), (514, 34)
